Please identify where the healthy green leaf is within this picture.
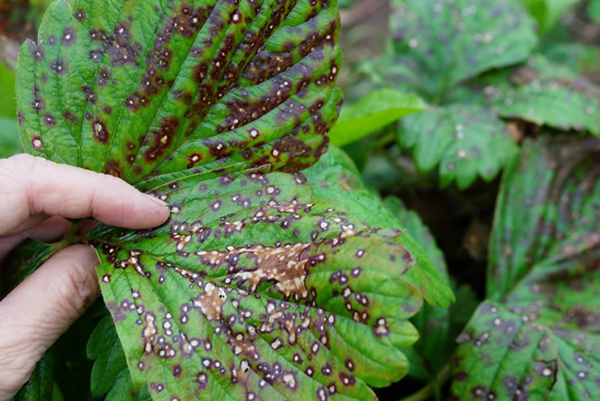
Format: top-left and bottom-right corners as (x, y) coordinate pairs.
(488, 56), (600, 136)
(328, 89), (425, 147)
(0, 117), (21, 158)
(387, 0), (537, 100)
(103, 369), (152, 401)
(0, 63), (17, 118)
(17, 0), (342, 187)
(88, 314), (151, 400)
(518, 0), (579, 33)
(87, 315), (128, 396)
(90, 169), (453, 401)
(399, 104), (518, 189)
(451, 136), (600, 399)
(589, 0), (600, 23)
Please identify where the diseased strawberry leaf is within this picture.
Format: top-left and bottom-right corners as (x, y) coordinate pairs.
(302, 146), (399, 227)
(451, 302), (600, 400)
(450, 136), (600, 399)
(386, 0), (537, 100)
(90, 168), (453, 400)
(384, 196), (450, 386)
(399, 104), (518, 189)
(488, 56), (600, 136)
(17, 0), (342, 186)
(303, 147), (454, 305)
(487, 136), (600, 301)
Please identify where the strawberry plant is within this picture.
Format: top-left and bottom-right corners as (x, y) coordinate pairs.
(1, 0), (600, 400)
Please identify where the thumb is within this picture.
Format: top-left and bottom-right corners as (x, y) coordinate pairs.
(0, 245), (100, 400)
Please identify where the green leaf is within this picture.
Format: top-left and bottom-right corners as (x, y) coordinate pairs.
(0, 117), (21, 159)
(303, 147), (454, 306)
(17, 0), (342, 187)
(451, 302), (600, 400)
(590, 0), (600, 23)
(451, 136), (600, 399)
(303, 146), (400, 227)
(91, 169), (453, 400)
(488, 136), (600, 300)
(328, 89), (425, 147)
(399, 104), (518, 189)
(0, 63), (17, 119)
(540, 42), (600, 74)
(0, 239), (56, 297)
(12, 352), (55, 401)
(384, 196), (451, 384)
(88, 314), (151, 400)
(87, 314), (128, 396)
(488, 56), (600, 136)
(519, 0), (579, 32)
(105, 370), (151, 401)
(387, 0), (537, 100)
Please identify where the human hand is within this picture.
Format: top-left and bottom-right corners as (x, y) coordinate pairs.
(0, 154), (170, 400)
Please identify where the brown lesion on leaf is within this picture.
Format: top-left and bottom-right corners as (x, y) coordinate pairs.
(192, 282), (228, 321)
(113, 250), (149, 277)
(49, 58), (67, 75)
(92, 120), (109, 143)
(144, 117), (180, 161)
(31, 136), (43, 149)
(105, 159), (122, 177)
(142, 312), (158, 354)
(43, 113), (56, 127)
(196, 242), (323, 302)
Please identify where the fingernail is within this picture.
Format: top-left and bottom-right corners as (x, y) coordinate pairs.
(145, 194), (169, 209)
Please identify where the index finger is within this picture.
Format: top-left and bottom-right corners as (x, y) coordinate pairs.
(0, 154), (170, 236)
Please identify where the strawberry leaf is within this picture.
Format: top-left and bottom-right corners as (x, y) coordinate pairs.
(399, 104), (518, 189)
(387, 0), (537, 100)
(90, 168), (453, 400)
(87, 314), (128, 396)
(450, 136), (600, 399)
(384, 196), (451, 384)
(489, 56), (600, 136)
(17, 0), (342, 186)
(303, 147), (454, 305)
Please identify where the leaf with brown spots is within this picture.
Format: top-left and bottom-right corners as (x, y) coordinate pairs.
(399, 104), (518, 189)
(303, 147), (453, 306)
(488, 55), (600, 136)
(89, 169), (453, 401)
(450, 136), (600, 400)
(384, 0), (537, 100)
(16, 0), (342, 185)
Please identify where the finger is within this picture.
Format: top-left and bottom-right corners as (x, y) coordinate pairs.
(0, 245), (100, 400)
(0, 217), (71, 262)
(0, 154), (170, 237)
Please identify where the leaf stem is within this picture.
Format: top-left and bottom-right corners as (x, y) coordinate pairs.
(397, 365), (451, 401)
